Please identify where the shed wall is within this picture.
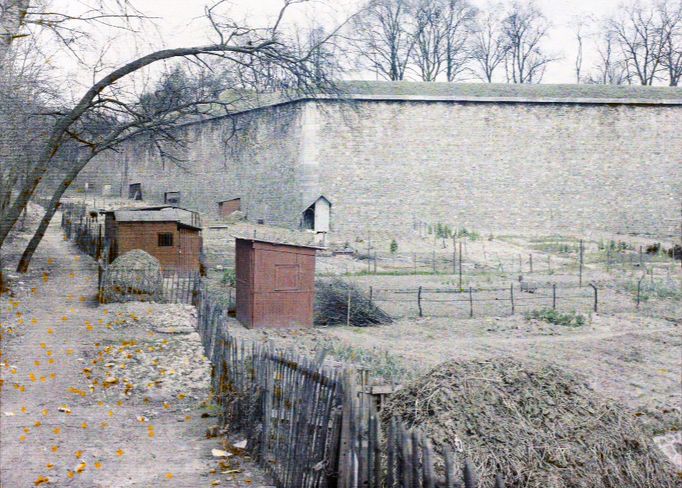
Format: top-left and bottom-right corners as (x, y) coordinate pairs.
(116, 222), (201, 272)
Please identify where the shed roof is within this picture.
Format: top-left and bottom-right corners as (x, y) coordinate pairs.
(109, 206), (201, 230)
(233, 235), (326, 250)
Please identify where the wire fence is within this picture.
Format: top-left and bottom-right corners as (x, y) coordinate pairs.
(363, 283), (600, 319)
(349, 237), (681, 285)
(196, 286), (506, 488)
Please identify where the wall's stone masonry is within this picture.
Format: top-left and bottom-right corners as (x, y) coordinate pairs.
(79, 95), (682, 238)
(312, 100), (681, 237)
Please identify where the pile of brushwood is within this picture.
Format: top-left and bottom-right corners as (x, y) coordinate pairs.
(381, 358), (678, 488)
(314, 278), (392, 326)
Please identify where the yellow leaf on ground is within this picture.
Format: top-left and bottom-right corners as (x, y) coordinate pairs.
(34, 475), (50, 485)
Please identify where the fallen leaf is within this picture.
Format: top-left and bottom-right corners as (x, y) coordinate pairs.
(211, 449), (232, 458)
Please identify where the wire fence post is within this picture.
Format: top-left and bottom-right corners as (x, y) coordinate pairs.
(468, 286), (473, 318)
(547, 255), (551, 273)
(552, 283), (557, 310)
(373, 251), (377, 274)
(529, 253), (533, 273)
(636, 275), (644, 310)
(579, 239), (584, 287)
(452, 236), (457, 274)
(639, 245), (643, 267)
(510, 283), (515, 315)
(417, 286), (423, 317)
(369, 286), (373, 306)
(458, 242), (463, 291)
(589, 283), (598, 313)
(432, 250), (436, 273)
(606, 247), (611, 272)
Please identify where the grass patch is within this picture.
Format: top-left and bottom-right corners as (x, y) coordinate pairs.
(314, 339), (413, 382)
(525, 308), (587, 327)
(625, 277), (682, 302)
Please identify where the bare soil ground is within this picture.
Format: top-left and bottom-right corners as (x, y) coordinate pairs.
(0, 217), (272, 487)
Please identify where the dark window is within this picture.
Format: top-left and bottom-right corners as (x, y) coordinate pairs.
(158, 233), (174, 247)
(164, 191), (180, 206)
(129, 183), (142, 200)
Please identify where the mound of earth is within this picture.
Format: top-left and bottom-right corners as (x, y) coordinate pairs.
(101, 250), (163, 303)
(380, 357), (678, 488)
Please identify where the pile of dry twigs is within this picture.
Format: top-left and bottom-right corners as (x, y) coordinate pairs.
(381, 357), (678, 488)
(314, 278), (392, 327)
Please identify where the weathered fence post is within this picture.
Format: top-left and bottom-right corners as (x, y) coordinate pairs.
(452, 236), (457, 274)
(417, 286), (423, 317)
(552, 283), (557, 310)
(468, 286), (473, 318)
(589, 283), (598, 313)
(639, 245), (643, 267)
(373, 251), (377, 274)
(636, 275), (644, 309)
(432, 250), (436, 273)
(547, 255), (551, 273)
(444, 448), (455, 488)
(510, 283), (515, 315)
(463, 460), (477, 488)
(579, 239), (584, 287)
(458, 242), (463, 290)
(529, 253), (533, 273)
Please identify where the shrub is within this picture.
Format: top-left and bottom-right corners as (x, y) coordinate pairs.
(525, 308), (586, 327)
(221, 269), (236, 287)
(390, 239), (398, 254)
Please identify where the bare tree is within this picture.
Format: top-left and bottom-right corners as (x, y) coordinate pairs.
(410, 0), (474, 81)
(502, 1), (555, 84)
(607, 1), (667, 85)
(573, 18), (588, 84)
(586, 29), (631, 84)
(470, 8), (509, 82)
(352, 0), (418, 80)
(0, 0), (352, 275)
(658, 0), (682, 86)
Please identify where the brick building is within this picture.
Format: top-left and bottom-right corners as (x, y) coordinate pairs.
(102, 206), (202, 272)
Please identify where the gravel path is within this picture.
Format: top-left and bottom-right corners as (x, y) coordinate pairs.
(0, 218), (271, 487)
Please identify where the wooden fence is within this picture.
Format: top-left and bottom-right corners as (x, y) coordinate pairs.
(97, 263), (201, 304)
(58, 205), (201, 305)
(195, 286), (505, 488)
(61, 202), (104, 261)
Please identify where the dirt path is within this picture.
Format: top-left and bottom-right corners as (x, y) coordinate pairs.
(0, 218), (271, 487)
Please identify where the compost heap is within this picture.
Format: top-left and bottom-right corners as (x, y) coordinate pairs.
(315, 278), (392, 326)
(380, 358), (678, 488)
(102, 250), (163, 302)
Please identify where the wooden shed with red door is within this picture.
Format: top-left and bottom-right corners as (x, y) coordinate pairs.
(235, 237), (323, 329)
(102, 206), (203, 273)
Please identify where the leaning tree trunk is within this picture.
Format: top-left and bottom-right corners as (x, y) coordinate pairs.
(16, 171), (79, 273)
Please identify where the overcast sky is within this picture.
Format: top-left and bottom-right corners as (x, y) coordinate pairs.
(53, 0), (628, 87)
